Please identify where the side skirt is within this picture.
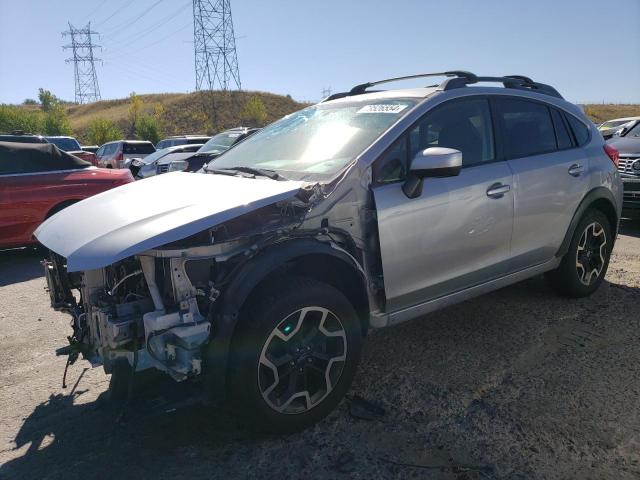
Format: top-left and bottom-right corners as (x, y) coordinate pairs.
(370, 257), (561, 328)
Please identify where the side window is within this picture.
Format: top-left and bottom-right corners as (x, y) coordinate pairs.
(96, 146), (105, 156)
(566, 114), (590, 147)
(494, 98), (556, 158)
(550, 108), (573, 150)
(410, 97), (495, 167)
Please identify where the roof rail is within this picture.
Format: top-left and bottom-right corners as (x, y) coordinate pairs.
(438, 74), (563, 99)
(323, 71), (563, 102)
(323, 71), (476, 101)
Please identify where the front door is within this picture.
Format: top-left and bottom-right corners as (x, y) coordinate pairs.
(372, 96), (514, 312)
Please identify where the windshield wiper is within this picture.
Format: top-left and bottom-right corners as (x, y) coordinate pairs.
(217, 166), (283, 180)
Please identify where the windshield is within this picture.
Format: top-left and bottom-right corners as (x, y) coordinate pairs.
(198, 132), (242, 153)
(600, 120), (631, 129)
(625, 122), (640, 138)
(206, 98), (418, 180)
(46, 137), (81, 151)
(140, 148), (171, 164)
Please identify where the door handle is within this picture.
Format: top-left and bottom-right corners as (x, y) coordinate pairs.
(568, 163), (584, 177)
(486, 183), (511, 198)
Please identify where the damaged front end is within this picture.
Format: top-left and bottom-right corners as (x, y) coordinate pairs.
(42, 199), (309, 383)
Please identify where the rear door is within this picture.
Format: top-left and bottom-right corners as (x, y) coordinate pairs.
(493, 96), (591, 271)
(373, 96), (514, 312)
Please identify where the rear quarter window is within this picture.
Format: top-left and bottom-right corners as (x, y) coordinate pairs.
(566, 115), (590, 146)
(550, 108), (573, 150)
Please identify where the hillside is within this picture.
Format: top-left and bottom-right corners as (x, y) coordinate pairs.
(8, 92), (640, 145)
(65, 90), (307, 143)
(582, 104), (640, 124)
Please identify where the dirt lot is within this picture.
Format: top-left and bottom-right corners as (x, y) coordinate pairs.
(1, 223), (639, 480)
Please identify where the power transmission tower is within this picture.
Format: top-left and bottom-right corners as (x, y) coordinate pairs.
(322, 87), (333, 98)
(192, 0), (241, 91)
(62, 22), (101, 104)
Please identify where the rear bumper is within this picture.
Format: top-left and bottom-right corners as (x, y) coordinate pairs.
(622, 177), (640, 219)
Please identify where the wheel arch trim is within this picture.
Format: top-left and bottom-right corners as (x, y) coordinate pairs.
(204, 238), (367, 401)
(557, 186), (619, 258)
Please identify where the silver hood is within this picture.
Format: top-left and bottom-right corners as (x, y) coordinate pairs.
(35, 172), (303, 272)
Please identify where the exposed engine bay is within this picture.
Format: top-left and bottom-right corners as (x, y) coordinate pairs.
(43, 202), (306, 381)
(41, 191), (377, 389)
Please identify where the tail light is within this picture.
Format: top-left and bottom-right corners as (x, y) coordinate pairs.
(604, 144), (619, 167)
(115, 152), (124, 168)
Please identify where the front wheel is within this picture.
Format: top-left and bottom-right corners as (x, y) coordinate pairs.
(228, 276), (363, 433)
(546, 209), (612, 297)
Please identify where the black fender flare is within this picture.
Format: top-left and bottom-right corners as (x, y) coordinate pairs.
(556, 186), (619, 258)
(204, 237), (366, 401)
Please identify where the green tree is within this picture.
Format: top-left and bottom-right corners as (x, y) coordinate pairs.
(135, 114), (162, 144)
(43, 104), (73, 135)
(23, 98), (38, 105)
(128, 92), (143, 135)
(38, 88), (59, 112)
(0, 105), (44, 133)
(241, 95), (268, 126)
(87, 118), (122, 145)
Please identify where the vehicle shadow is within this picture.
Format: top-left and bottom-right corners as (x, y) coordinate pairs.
(0, 248), (44, 287)
(0, 369), (266, 480)
(619, 218), (640, 238)
(2, 276), (639, 479)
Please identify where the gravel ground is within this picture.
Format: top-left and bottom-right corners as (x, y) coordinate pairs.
(1, 222), (639, 480)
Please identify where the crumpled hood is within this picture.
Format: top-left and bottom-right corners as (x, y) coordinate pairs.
(607, 137), (640, 155)
(35, 172), (303, 272)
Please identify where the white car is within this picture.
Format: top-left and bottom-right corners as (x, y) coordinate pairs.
(598, 117), (640, 140)
(129, 144), (204, 179)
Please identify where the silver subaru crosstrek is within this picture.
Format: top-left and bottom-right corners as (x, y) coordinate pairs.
(36, 71), (622, 432)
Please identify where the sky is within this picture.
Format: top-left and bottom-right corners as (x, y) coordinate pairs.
(0, 0), (639, 105)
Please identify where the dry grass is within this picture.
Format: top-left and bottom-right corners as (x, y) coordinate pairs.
(582, 104), (640, 124)
(64, 90), (307, 142)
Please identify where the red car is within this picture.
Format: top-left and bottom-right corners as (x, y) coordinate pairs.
(0, 141), (133, 249)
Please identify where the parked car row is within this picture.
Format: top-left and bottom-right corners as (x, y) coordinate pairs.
(122, 127), (260, 179)
(0, 132), (99, 165)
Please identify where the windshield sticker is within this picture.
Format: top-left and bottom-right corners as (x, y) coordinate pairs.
(228, 133), (241, 138)
(357, 104), (408, 114)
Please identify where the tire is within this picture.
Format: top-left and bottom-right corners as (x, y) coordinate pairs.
(545, 209), (612, 298)
(228, 276), (363, 433)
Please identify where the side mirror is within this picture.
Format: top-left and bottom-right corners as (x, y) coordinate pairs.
(402, 147), (462, 198)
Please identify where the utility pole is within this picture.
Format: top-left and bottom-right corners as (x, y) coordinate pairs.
(192, 0), (241, 91)
(62, 22), (101, 104)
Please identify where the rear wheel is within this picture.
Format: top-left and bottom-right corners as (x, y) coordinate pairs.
(546, 209), (612, 297)
(228, 276), (363, 433)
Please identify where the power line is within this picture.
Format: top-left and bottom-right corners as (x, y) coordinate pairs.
(103, 0), (165, 38)
(103, 21), (192, 60)
(94, 0), (136, 26)
(62, 22), (101, 104)
(105, 1), (190, 49)
(193, 0), (241, 91)
(79, 0), (110, 24)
